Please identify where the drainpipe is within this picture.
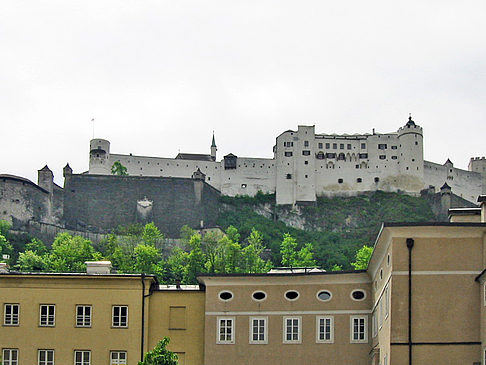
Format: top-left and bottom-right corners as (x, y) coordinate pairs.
(406, 238), (414, 365)
(141, 274), (155, 362)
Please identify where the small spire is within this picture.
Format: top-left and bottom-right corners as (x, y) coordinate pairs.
(406, 113), (416, 127)
(211, 131), (216, 147)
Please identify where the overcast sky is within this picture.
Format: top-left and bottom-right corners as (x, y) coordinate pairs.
(1, 0), (485, 185)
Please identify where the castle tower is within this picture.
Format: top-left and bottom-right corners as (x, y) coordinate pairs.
(397, 115), (424, 191)
(63, 163), (73, 188)
(211, 133), (217, 161)
(89, 139), (111, 175)
(38, 165), (54, 194)
(469, 157), (486, 194)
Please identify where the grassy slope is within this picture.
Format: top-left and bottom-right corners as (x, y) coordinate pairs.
(217, 191), (436, 270)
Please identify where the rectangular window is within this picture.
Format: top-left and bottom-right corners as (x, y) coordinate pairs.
(391, 145), (397, 149)
(350, 316), (367, 343)
(40, 305), (55, 327)
(347, 144), (351, 150)
(391, 156), (398, 160)
(38, 349), (54, 365)
(378, 144), (387, 150)
(316, 316), (333, 343)
(361, 143), (366, 149)
(304, 141), (309, 147)
(217, 317), (235, 344)
(283, 141), (294, 147)
(340, 143), (344, 149)
(284, 151), (293, 157)
(318, 143), (323, 149)
(325, 143), (330, 149)
(4, 304), (19, 326)
(333, 143), (337, 149)
(74, 350), (90, 365)
(110, 351), (127, 365)
(379, 155), (386, 160)
(286, 174), (292, 179)
(112, 306), (128, 328)
(359, 153), (368, 159)
(302, 150), (311, 156)
(250, 317), (267, 344)
(326, 153), (336, 159)
(283, 317), (301, 343)
(2, 349), (18, 365)
(76, 305), (91, 327)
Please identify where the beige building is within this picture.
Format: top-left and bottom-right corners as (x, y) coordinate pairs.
(2, 197), (486, 364)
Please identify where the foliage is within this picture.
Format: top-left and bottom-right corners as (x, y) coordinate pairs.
(111, 161), (128, 176)
(331, 264), (343, 271)
(25, 238), (48, 255)
(133, 244), (163, 276)
(0, 220), (11, 238)
(351, 245), (374, 270)
(139, 337), (178, 365)
(142, 222), (164, 246)
(16, 250), (47, 271)
(280, 233), (297, 267)
(0, 234), (13, 263)
(46, 233), (101, 272)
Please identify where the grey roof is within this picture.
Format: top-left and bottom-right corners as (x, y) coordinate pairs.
(175, 153), (213, 161)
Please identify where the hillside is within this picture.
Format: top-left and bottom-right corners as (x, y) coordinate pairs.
(218, 191), (436, 270)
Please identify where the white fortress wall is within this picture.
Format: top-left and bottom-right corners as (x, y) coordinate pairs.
(219, 157), (276, 197)
(423, 160), (482, 202)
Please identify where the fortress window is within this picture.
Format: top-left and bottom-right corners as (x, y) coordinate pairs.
(316, 152), (325, 160)
(361, 143), (366, 149)
(333, 143), (337, 149)
(337, 153), (345, 161)
(357, 178), (362, 183)
(284, 152), (292, 157)
(302, 150), (311, 156)
(304, 141), (309, 147)
(326, 153), (336, 159)
(305, 175), (308, 178)
(347, 144), (351, 150)
(415, 141), (418, 145)
(326, 143), (330, 149)
(241, 184), (247, 188)
(374, 177), (380, 183)
(340, 144), (344, 149)
(391, 146), (397, 149)
(207, 177), (211, 181)
(338, 178), (343, 184)
(304, 161), (308, 165)
(359, 153), (368, 159)
(286, 174), (292, 179)
(318, 143), (323, 149)
(391, 156), (397, 160)
(379, 155), (386, 160)
(378, 144), (387, 150)
(355, 165), (359, 169)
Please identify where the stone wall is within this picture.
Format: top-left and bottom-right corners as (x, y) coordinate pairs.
(63, 174), (220, 237)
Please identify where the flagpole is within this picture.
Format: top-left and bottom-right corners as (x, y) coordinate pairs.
(91, 118), (95, 139)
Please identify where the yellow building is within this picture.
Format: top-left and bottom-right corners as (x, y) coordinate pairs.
(2, 196), (486, 364)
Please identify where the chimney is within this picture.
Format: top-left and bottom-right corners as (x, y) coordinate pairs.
(0, 262), (9, 273)
(85, 261), (112, 274)
(478, 195), (486, 223)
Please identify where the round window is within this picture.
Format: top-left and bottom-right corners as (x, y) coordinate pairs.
(351, 289), (366, 301)
(218, 291), (233, 302)
(252, 291), (267, 301)
(284, 290), (300, 301)
(317, 290), (332, 302)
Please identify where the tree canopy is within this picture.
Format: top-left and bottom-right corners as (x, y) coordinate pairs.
(139, 337), (178, 365)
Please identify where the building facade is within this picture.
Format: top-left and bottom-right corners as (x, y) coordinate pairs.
(88, 117), (486, 205)
(2, 197), (486, 364)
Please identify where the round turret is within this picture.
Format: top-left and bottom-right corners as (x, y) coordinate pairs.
(397, 116), (424, 188)
(89, 139), (111, 174)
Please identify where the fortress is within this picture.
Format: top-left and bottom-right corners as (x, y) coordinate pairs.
(89, 116), (486, 205)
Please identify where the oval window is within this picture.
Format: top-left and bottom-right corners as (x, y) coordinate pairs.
(351, 289), (366, 301)
(219, 291), (233, 301)
(284, 290), (300, 301)
(317, 290), (332, 302)
(252, 291), (267, 301)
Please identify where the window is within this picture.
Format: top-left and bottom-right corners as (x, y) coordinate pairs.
(217, 317), (235, 344)
(316, 290), (332, 302)
(304, 141), (309, 147)
(302, 150), (311, 156)
(250, 317), (267, 344)
(326, 153), (336, 159)
(347, 144), (351, 150)
(350, 316), (368, 343)
(391, 145), (397, 149)
(286, 174), (292, 179)
(351, 289), (366, 301)
(219, 291), (233, 302)
(304, 161), (308, 165)
(357, 178), (362, 183)
(74, 350), (90, 365)
(340, 143), (344, 149)
(4, 304), (19, 326)
(76, 305), (91, 327)
(110, 351), (127, 365)
(38, 350), (54, 365)
(316, 316), (333, 343)
(318, 143), (323, 149)
(378, 144), (387, 150)
(283, 317), (301, 343)
(374, 177), (380, 183)
(284, 151), (293, 157)
(325, 143), (330, 149)
(283, 141), (293, 147)
(379, 155), (386, 160)
(338, 178), (343, 184)
(385, 285), (390, 319)
(361, 143), (366, 149)
(112, 306), (128, 328)
(332, 143), (337, 149)
(359, 153), (368, 159)
(2, 349), (18, 365)
(284, 290), (299, 301)
(40, 305), (55, 326)
(391, 156), (398, 159)
(252, 291), (267, 301)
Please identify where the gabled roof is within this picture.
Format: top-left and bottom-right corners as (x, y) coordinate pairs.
(175, 153), (213, 161)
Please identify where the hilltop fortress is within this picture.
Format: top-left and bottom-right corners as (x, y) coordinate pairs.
(90, 116), (486, 204)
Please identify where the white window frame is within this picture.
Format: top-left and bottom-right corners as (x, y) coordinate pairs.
(2, 349), (19, 365)
(38, 349), (55, 365)
(112, 305), (128, 328)
(217, 316), (235, 344)
(76, 305), (92, 327)
(350, 315), (368, 343)
(39, 304), (55, 327)
(316, 316), (334, 343)
(3, 304), (19, 326)
(110, 351), (127, 365)
(74, 350), (90, 365)
(283, 316), (301, 344)
(249, 316), (268, 344)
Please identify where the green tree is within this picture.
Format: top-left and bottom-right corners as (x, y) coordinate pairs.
(351, 245), (373, 270)
(0, 220), (11, 238)
(111, 161), (128, 176)
(46, 233), (101, 272)
(142, 222), (163, 246)
(139, 337), (178, 365)
(296, 243), (316, 267)
(184, 234), (206, 284)
(0, 234), (13, 263)
(25, 238), (48, 256)
(164, 247), (188, 282)
(241, 228), (270, 273)
(179, 225), (195, 245)
(133, 244), (163, 276)
(280, 233), (298, 267)
(16, 250), (47, 271)
(330, 264), (343, 271)
(201, 231), (222, 273)
(225, 225), (240, 243)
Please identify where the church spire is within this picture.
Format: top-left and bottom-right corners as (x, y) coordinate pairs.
(211, 131), (217, 161)
(211, 131), (217, 148)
